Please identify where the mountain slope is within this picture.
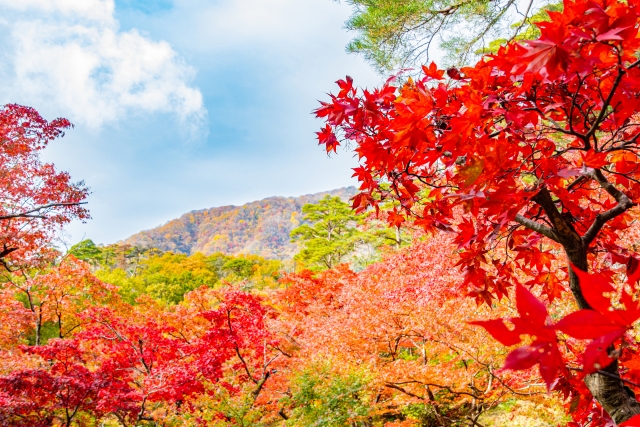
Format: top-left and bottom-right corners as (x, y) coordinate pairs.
(124, 187), (357, 260)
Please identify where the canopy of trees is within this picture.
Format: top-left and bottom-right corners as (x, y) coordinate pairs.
(69, 241), (283, 304)
(291, 195), (368, 270)
(0, 125), (570, 425)
(0, 234), (575, 426)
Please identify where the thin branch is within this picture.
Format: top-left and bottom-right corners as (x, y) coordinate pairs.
(567, 174), (589, 192)
(628, 57), (640, 70)
(582, 169), (635, 245)
(584, 61), (625, 144)
(226, 309), (258, 384)
(388, 380), (481, 399)
(507, 0), (534, 43)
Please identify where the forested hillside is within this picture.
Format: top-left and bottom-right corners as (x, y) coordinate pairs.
(125, 187), (356, 259)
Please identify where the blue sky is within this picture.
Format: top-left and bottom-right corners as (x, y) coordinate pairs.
(0, 0), (381, 244)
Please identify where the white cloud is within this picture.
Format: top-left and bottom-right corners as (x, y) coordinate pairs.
(0, 0), (205, 129)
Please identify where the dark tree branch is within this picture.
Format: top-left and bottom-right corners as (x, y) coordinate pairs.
(582, 169), (635, 245)
(251, 370), (272, 402)
(385, 383), (426, 400)
(514, 214), (560, 242)
(0, 246), (18, 260)
(532, 187), (582, 246)
(0, 202), (87, 221)
(567, 174), (589, 192)
(278, 408), (289, 420)
(584, 63), (625, 144)
(387, 381), (480, 399)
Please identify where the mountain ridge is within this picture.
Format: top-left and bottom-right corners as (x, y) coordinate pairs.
(124, 187), (357, 260)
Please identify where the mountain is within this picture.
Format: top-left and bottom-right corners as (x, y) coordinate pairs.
(124, 187), (357, 260)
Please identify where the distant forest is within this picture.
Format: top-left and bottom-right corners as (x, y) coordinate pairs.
(125, 187), (356, 259)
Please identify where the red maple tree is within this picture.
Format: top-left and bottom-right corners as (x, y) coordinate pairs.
(316, 0), (640, 423)
(0, 283), (283, 426)
(0, 104), (89, 270)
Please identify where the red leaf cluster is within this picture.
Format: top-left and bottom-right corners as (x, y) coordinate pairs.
(0, 282), (278, 425)
(315, 0), (640, 304)
(0, 104), (89, 269)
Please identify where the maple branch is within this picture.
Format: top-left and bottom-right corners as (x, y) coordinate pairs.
(251, 370), (272, 401)
(565, 73), (588, 137)
(530, 187), (585, 250)
(384, 383), (426, 400)
(603, 166), (640, 185)
(467, 416), (486, 427)
(544, 116), (584, 138)
(137, 339), (151, 374)
(628, 57), (640, 70)
(584, 62), (625, 145)
(0, 246), (18, 260)
(137, 395), (149, 422)
(567, 174), (589, 192)
(271, 343), (293, 358)
(167, 330), (192, 345)
(582, 169), (635, 245)
(0, 202), (87, 221)
(388, 380), (481, 399)
(432, 340), (544, 398)
(514, 214), (559, 242)
(226, 309), (258, 384)
(488, 369), (543, 397)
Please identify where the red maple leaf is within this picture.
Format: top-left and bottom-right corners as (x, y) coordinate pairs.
(519, 39), (569, 80)
(472, 284), (562, 388)
(422, 62), (444, 80)
(316, 124), (339, 153)
(555, 267), (640, 373)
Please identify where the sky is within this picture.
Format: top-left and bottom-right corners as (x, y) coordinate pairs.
(0, 0), (382, 245)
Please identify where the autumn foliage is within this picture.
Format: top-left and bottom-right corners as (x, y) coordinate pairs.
(0, 105), (88, 270)
(279, 236), (565, 425)
(0, 279), (280, 426)
(10, 0), (640, 424)
(316, 0), (640, 423)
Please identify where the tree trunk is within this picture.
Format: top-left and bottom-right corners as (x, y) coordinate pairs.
(58, 313), (63, 339)
(35, 315), (41, 346)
